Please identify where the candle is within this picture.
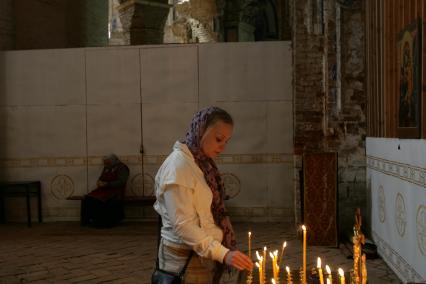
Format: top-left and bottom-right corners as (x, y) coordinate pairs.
(256, 251), (264, 284)
(286, 266), (292, 284)
(302, 225), (307, 284)
(248, 232), (252, 259)
(263, 246), (267, 283)
(274, 250), (279, 282)
(275, 263), (280, 283)
(338, 268), (345, 284)
(317, 257), (324, 284)
(270, 252), (276, 281)
(279, 241), (287, 266)
(325, 265), (332, 284)
(361, 254), (367, 284)
(271, 279), (276, 284)
(256, 262), (262, 284)
(269, 250), (279, 283)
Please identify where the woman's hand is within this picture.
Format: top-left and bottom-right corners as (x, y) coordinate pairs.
(223, 250), (253, 271)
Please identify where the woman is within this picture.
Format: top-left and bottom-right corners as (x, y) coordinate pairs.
(153, 107), (253, 283)
(81, 154), (129, 227)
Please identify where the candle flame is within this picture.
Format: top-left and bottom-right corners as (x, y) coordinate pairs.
(274, 250), (278, 256)
(286, 266), (290, 273)
(256, 251), (261, 260)
(256, 262), (260, 268)
(327, 279), (331, 284)
(283, 241), (287, 248)
(264, 246), (267, 251)
(338, 268), (344, 277)
(317, 257), (322, 268)
(326, 265), (331, 274)
(302, 225), (306, 231)
(270, 252), (274, 259)
(271, 279), (276, 284)
(248, 231), (251, 237)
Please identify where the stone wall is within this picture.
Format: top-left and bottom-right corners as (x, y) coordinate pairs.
(293, 0), (366, 236)
(14, 0), (72, 49)
(82, 0), (109, 47)
(0, 0), (15, 50)
(10, 0), (107, 50)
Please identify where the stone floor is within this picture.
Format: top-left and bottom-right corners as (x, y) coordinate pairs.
(0, 222), (400, 284)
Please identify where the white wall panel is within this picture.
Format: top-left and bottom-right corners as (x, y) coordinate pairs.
(1, 49), (85, 106)
(0, 41), (294, 221)
(87, 104), (141, 156)
(86, 48), (141, 104)
(0, 105), (86, 158)
(199, 42), (292, 104)
(141, 102), (198, 155)
(140, 45), (198, 104)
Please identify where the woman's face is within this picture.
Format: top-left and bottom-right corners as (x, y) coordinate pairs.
(200, 120), (233, 158)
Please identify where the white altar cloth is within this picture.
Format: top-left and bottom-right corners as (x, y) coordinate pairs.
(366, 138), (426, 283)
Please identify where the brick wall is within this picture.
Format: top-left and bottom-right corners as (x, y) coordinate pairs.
(0, 0), (15, 50)
(293, 0), (366, 236)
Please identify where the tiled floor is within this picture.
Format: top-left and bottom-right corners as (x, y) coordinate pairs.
(0, 222), (401, 284)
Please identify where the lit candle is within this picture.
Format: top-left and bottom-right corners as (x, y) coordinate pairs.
(269, 250), (279, 283)
(317, 257), (324, 284)
(279, 241), (287, 266)
(263, 246), (267, 283)
(270, 252), (276, 281)
(256, 251), (264, 284)
(338, 268), (345, 284)
(248, 232), (252, 259)
(256, 262), (262, 284)
(274, 250), (279, 282)
(271, 278), (276, 284)
(286, 266), (292, 284)
(275, 263), (280, 283)
(302, 225), (307, 284)
(326, 265), (332, 284)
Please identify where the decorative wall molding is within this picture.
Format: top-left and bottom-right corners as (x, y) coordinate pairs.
(50, 175), (75, 200)
(130, 173), (154, 196)
(221, 172), (241, 199)
(378, 185), (385, 223)
(395, 192), (407, 237)
(0, 153), (294, 168)
(372, 230), (424, 282)
(367, 155), (426, 188)
(417, 205), (426, 256)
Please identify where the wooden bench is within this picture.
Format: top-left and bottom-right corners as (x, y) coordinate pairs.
(67, 195), (156, 224)
(67, 195), (156, 206)
(0, 181), (42, 227)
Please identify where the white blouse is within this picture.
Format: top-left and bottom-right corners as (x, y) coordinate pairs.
(153, 141), (229, 263)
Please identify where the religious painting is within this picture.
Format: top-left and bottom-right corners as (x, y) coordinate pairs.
(397, 19), (422, 138)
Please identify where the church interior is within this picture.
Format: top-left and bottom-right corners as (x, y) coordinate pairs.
(0, 0), (425, 283)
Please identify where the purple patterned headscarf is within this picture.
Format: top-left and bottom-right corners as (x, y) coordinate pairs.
(183, 106), (237, 254)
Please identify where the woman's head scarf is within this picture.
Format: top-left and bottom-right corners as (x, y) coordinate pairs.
(183, 107), (237, 252)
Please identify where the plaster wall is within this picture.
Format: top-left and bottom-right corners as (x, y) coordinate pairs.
(0, 41), (293, 223)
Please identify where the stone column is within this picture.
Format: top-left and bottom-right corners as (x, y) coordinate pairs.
(114, 0), (170, 45)
(0, 0), (15, 50)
